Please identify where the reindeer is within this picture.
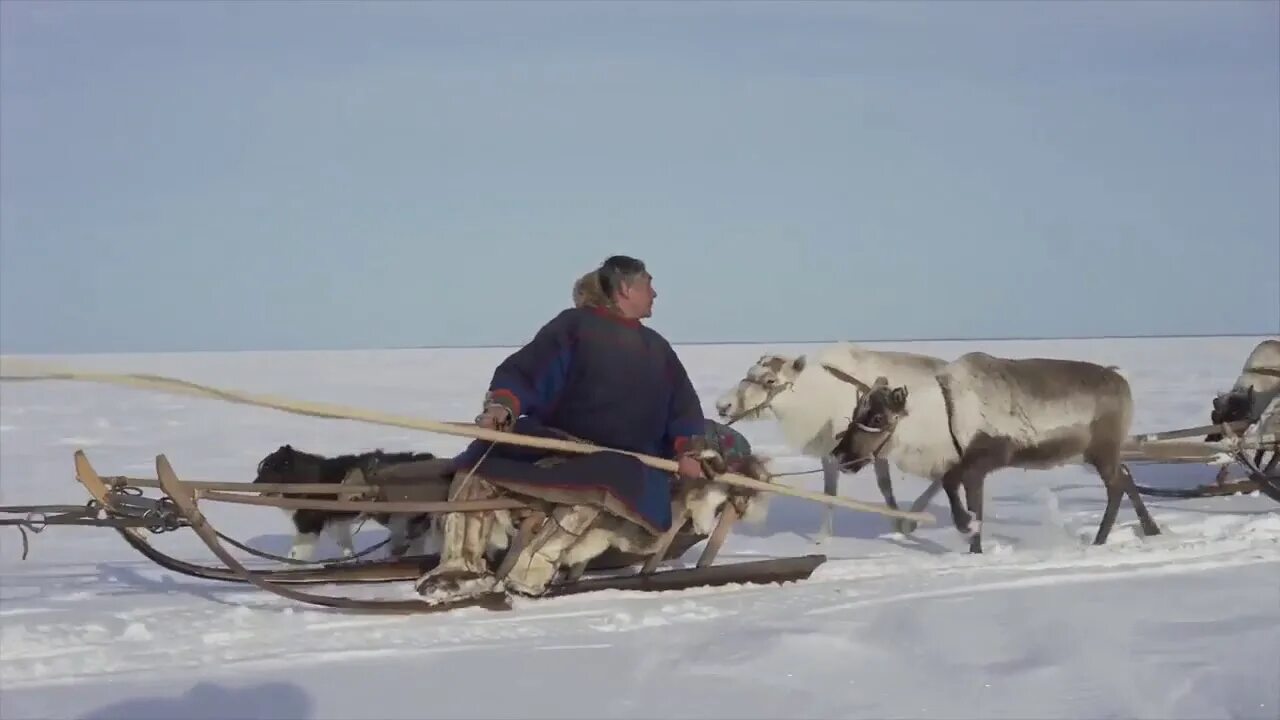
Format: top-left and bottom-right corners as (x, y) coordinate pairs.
(713, 342), (951, 537)
(825, 352), (1162, 554)
(1206, 339), (1280, 478)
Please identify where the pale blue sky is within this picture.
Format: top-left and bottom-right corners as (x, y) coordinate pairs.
(2, 0), (1277, 354)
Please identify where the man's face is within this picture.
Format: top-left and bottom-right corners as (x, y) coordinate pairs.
(617, 272), (656, 319)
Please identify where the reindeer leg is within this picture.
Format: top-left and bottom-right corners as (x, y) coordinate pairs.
(900, 476), (944, 536)
(869, 457), (907, 535)
(941, 437), (1004, 552)
(939, 462), (974, 539)
(908, 478), (943, 510)
(817, 454), (840, 543)
(1119, 465), (1161, 537)
(1091, 455), (1130, 545)
(962, 471), (986, 554)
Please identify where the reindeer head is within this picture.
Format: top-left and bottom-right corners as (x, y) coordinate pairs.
(1211, 386), (1255, 425)
(714, 353), (807, 423)
(830, 377), (909, 474)
(1207, 386), (1256, 441)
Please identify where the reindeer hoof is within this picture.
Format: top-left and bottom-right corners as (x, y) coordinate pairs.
(957, 517), (981, 538)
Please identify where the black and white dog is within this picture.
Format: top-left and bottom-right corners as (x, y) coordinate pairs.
(252, 444), (443, 561)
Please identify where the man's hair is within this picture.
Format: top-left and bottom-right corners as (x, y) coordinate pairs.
(597, 255), (647, 299)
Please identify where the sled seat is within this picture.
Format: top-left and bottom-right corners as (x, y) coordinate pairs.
(359, 460), (711, 574)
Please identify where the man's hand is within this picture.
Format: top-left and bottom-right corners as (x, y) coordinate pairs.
(676, 454), (705, 482)
(475, 404), (512, 430)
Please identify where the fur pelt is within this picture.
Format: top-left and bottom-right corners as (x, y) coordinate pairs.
(573, 269), (608, 309)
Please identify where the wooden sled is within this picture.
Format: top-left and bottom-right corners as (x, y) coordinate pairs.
(63, 450), (827, 615)
(69, 452), (713, 585)
(1119, 419), (1278, 502)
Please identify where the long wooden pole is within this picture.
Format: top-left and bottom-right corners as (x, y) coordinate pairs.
(1, 359), (935, 524)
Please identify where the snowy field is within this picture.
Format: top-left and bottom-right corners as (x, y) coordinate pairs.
(1, 335), (1277, 720)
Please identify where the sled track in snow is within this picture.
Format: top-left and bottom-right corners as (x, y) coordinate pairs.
(4, 516), (1277, 690)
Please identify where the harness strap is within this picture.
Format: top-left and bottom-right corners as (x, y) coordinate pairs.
(724, 379), (793, 426)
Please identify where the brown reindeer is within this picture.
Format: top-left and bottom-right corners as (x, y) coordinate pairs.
(826, 352), (1162, 554)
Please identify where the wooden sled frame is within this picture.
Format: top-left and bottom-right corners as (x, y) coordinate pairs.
(70, 450), (828, 615)
(1119, 419), (1279, 502)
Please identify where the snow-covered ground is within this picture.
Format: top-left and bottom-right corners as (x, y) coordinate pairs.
(1, 336), (1277, 720)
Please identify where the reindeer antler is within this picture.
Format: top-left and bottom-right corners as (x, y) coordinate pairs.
(822, 363), (871, 393)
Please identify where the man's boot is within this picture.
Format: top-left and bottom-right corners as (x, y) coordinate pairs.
(414, 473), (501, 604)
(503, 504), (601, 597)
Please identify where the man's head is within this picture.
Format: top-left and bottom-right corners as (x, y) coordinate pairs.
(597, 255), (656, 319)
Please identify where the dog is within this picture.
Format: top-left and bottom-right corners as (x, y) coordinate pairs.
(252, 444), (443, 561)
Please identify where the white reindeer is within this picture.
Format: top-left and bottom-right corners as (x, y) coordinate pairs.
(825, 352), (1163, 554)
(713, 342), (950, 537)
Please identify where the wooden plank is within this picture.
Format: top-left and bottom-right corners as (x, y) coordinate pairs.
(696, 504), (740, 569)
(551, 555), (828, 596)
(197, 491), (529, 514)
(640, 503), (689, 575)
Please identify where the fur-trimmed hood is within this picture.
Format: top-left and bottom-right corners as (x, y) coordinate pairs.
(572, 270), (608, 309)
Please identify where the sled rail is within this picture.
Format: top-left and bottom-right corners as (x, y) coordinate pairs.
(198, 491), (530, 514)
(103, 476), (442, 495)
(1124, 420), (1253, 445)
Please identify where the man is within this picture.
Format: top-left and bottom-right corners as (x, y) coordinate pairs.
(475, 255), (706, 476)
(415, 255), (710, 603)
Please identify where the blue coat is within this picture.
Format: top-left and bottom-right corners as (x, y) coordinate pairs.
(451, 305), (707, 532)
(482, 306), (705, 459)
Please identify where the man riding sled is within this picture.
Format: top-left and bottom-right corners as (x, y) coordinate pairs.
(415, 256), (773, 604)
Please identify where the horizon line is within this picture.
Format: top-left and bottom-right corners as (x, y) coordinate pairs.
(1, 330), (1274, 358)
